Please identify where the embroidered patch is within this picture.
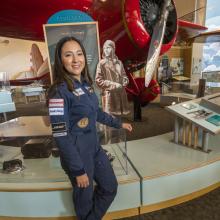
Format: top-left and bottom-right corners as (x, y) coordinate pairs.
(49, 108), (64, 115)
(77, 117), (89, 128)
(51, 122), (67, 133)
(49, 99), (64, 115)
(49, 99), (64, 108)
(53, 132), (67, 137)
(85, 86), (94, 93)
(73, 88), (85, 96)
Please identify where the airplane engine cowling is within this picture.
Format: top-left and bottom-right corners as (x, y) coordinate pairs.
(124, 0), (177, 52)
(123, 0), (178, 63)
(90, 0), (177, 65)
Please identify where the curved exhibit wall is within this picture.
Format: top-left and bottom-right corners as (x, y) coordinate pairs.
(1, 132), (220, 218)
(0, 182), (140, 218)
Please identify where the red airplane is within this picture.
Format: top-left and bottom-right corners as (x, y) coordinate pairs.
(0, 0), (207, 107)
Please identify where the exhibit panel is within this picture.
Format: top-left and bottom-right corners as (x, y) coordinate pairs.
(167, 93), (220, 152)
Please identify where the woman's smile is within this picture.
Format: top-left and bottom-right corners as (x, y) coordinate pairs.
(61, 40), (85, 81)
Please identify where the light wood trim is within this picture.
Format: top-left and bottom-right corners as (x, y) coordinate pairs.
(188, 122), (192, 147)
(0, 186), (72, 192)
(0, 177), (140, 192)
(140, 181), (220, 214)
(182, 120), (186, 145)
(194, 126), (199, 148)
(116, 178), (140, 185)
(143, 156), (220, 180)
(103, 207), (139, 220)
(0, 208), (139, 220)
(0, 182), (72, 192)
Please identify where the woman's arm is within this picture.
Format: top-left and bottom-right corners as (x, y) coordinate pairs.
(96, 107), (121, 128)
(96, 107), (132, 132)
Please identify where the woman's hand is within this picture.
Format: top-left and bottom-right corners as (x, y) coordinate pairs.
(122, 123), (132, 132)
(76, 174), (89, 188)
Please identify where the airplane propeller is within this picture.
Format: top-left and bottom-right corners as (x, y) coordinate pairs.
(144, 0), (172, 87)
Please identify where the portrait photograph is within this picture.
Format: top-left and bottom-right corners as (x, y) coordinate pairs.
(43, 22), (100, 83)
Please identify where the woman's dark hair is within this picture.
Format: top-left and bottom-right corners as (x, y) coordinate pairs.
(49, 36), (93, 94)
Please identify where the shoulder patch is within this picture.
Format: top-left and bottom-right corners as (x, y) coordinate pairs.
(49, 99), (64, 115)
(49, 99), (64, 107)
(77, 117), (89, 128)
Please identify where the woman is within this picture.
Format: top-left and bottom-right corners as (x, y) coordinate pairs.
(95, 40), (130, 115)
(48, 36), (132, 220)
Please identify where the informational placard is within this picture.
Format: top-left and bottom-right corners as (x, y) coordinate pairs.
(43, 22), (100, 83)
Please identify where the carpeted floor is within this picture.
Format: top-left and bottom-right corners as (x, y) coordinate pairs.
(4, 101), (220, 220)
(121, 187), (220, 220)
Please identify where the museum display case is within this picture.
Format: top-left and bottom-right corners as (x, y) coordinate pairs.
(0, 120), (129, 179)
(0, 72), (10, 91)
(157, 37), (220, 106)
(0, 73), (16, 122)
(166, 93), (220, 152)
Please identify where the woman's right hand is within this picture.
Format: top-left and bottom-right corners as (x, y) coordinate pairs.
(76, 174), (89, 188)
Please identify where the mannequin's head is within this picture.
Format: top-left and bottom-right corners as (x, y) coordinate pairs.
(102, 40), (116, 58)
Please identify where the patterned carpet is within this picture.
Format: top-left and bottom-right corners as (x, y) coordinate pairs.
(121, 187), (220, 220)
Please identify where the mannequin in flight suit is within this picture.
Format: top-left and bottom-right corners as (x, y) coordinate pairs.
(48, 36), (132, 220)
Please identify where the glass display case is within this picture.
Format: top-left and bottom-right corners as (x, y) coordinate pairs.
(0, 72), (16, 121)
(202, 71), (220, 95)
(99, 125), (128, 176)
(166, 93), (220, 152)
(0, 72), (10, 91)
(0, 117), (129, 184)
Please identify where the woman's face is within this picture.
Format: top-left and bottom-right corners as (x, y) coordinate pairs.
(103, 46), (112, 57)
(61, 40), (85, 79)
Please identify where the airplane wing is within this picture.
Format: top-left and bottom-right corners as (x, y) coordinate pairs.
(187, 29), (220, 43)
(177, 19), (208, 42)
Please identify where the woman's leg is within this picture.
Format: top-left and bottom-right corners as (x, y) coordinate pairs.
(72, 181), (94, 220)
(86, 147), (118, 220)
(68, 156), (94, 220)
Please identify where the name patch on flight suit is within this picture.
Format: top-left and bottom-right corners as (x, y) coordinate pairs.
(72, 88), (85, 96)
(51, 122), (67, 137)
(49, 99), (64, 115)
(77, 117), (89, 128)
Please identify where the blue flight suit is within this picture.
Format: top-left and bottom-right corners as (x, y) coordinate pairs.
(49, 78), (121, 220)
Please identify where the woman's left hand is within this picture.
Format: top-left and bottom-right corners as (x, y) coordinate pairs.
(122, 123), (132, 132)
